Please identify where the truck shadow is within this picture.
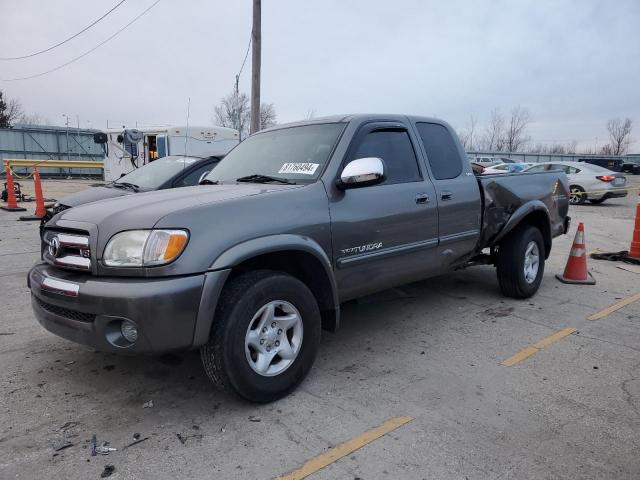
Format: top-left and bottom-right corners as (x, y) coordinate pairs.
(55, 266), (504, 413)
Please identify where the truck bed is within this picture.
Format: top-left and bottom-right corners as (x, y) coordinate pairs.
(476, 171), (570, 250)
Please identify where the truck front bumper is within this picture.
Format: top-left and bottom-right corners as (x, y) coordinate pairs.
(28, 262), (229, 354)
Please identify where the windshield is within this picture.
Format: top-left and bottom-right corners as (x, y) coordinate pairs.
(115, 156), (203, 190)
(205, 123), (345, 184)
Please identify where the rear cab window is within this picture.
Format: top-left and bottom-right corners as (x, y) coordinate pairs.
(415, 122), (463, 180)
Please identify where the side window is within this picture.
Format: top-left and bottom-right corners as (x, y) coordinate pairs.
(351, 129), (421, 184)
(175, 163), (214, 187)
(567, 166), (580, 174)
(527, 164), (548, 173)
(416, 123), (463, 180)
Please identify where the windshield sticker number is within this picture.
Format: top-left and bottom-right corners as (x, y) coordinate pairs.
(278, 163), (319, 175)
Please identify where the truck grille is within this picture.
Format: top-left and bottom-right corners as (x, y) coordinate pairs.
(34, 296), (95, 323)
(42, 229), (91, 272)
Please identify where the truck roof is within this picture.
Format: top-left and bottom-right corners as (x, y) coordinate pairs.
(261, 114), (449, 133)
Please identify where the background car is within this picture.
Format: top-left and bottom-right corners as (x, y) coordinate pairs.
(470, 161), (486, 175)
(470, 156), (505, 167)
(524, 161), (627, 205)
(578, 157), (624, 172)
(482, 162), (532, 174)
(622, 158), (640, 175)
(40, 155), (222, 234)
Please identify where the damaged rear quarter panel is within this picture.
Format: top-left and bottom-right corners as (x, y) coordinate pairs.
(477, 171), (570, 248)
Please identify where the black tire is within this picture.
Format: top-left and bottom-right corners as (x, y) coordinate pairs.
(589, 198), (606, 205)
(569, 185), (586, 205)
(200, 270), (321, 403)
(496, 225), (545, 299)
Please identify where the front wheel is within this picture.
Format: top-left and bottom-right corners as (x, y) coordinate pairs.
(569, 185), (586, 205)
(200, 270), (321, 403)
(496, 225), (545, 299)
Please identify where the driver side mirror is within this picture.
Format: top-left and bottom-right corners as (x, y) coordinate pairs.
(337, 157), (385, 189)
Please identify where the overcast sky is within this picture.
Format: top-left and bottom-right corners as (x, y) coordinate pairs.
(1, 0), (639, 150)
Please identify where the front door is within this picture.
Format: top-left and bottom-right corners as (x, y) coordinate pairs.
(329, 122), (439, 301)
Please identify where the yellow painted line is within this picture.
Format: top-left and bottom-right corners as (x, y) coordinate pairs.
(276, 416), (413, 480)
(588, 292), (640, 321)
(501, 327), (577, 367)
(501, 346), (539, 366)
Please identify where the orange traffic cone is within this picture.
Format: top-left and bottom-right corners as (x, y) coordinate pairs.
(1, 164), (27, 212)
(556, 223), (596, 284)
(629, 194), (640, 260)
(19, 166), (46, 221)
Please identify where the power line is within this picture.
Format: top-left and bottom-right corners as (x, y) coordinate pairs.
(1, 0), (161, 82)
(0, 0), (127, 61)
(237, 33), (252, 80)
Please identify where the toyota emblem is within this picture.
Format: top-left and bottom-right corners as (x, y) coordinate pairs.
(48, 237), (60, 258)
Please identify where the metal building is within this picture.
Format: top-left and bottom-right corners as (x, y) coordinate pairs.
(0, 124), (104, 177)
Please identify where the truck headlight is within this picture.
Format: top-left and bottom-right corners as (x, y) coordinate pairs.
(103, 229), (189, 267)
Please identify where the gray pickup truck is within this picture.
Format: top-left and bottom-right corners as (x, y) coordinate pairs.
(30, 115), (570, 402)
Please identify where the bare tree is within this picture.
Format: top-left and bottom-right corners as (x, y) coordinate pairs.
(580, 146), (595, 155)
(503, 105), (531, 152)
(0, 91), (9, 128)
(457, 130), (471, 150)
(527, 139), (577, 155)
(0, 90), (24, 127)
(480, 109), (505, 151)
(600, 143), (613, 155)
(458, 114), (477, 151)
(605, 118), (633, 155)
(213, 91), (251, 140)
(259, 102), (277, 130)
(214, 91), (277, 140)
(18, 113), (51, 126)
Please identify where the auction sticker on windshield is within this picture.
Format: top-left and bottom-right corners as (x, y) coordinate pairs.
(278, 163), (319, 175)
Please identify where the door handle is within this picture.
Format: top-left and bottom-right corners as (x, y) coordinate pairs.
(441, 191), (453, 201)
(415, 193), (430, 204)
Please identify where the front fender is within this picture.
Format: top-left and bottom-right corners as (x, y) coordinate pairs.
(208, 234), (340, 330)
(210, 234), (334, 274)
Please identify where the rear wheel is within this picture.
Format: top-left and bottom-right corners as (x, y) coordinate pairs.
(200, 270), (321, 403)
(569, 185), (586, 205)
(496, 225), (545, 299)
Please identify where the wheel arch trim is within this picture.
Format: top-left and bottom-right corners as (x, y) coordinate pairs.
(492, 200), (552, 254)
(193, 235), (340, 345)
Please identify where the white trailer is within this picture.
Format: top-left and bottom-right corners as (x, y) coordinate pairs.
(96, 126), (239, 181)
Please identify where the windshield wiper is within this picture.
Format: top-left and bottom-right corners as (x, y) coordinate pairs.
(236, 174), (296, 185)
(199, 179), (219, 185)
(112, 181), (140, 192)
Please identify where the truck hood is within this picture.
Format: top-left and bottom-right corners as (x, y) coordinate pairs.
(55, 183), (301, 230)
(57, 185), (131, 208)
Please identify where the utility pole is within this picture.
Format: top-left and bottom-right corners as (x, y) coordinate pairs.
(76, 115), (81, 160)
(63, 114), (70, 161)
(250, 0), (261, 135)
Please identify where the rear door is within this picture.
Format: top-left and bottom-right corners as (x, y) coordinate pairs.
(329, 121), (439, 300)
(414, 122), (482, 267)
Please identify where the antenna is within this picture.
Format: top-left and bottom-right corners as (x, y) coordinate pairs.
(183, 97), (191, 172)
